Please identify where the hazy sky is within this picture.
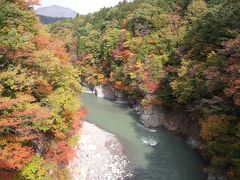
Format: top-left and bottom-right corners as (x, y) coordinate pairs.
(36, 0), (122, 14)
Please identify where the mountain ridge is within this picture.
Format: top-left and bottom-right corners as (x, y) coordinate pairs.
(35, 5), (77, 18)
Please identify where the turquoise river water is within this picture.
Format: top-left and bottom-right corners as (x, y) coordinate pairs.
(81, 94), (204, 180)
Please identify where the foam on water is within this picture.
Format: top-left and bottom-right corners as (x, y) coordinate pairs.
(137, 123), (157, 133)
(141, 137), (158, 146)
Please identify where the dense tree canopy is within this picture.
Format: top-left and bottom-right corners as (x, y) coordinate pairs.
(0, 0), (85, 179)
(48, 0), (240, 179)
(37, 15), (68, 24)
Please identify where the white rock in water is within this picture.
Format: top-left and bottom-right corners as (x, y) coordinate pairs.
(148, 128), (157, 133)
(141, 137), (158, 146)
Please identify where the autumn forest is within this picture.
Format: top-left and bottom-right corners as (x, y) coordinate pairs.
(0, 0), (240, 179)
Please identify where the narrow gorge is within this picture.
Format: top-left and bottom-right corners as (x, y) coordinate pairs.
(76, 92), (204, 179)
(93, 85), (202, 149)
(0, 0), (239, 180)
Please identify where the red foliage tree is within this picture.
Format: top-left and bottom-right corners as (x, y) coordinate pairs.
(0, 144), (33, 170)
(45, 141), (75, 164)
(143, 71), (160, 94)
(222, 35), (240, 105)
(26, 0), (40, 6)
(0, 171), (15, 180)
(34, 35), (68, 60)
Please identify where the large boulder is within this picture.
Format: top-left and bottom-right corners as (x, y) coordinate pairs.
(140, 105), (164, 128)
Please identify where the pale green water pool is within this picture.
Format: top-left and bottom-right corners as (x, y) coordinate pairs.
(81, 94), (204, 180)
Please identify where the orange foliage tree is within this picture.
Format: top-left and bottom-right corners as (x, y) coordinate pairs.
(0, 0), (85, 178)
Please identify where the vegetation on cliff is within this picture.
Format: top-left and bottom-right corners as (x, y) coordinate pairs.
(50, 0), (240, 179)
(0, 0), (85, 179)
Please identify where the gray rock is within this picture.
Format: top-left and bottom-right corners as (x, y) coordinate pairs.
(207, 173), (228, 180)
(94, 85), (116, 100)
(186, 137), (201, 149)
(140, 105), (164, 128)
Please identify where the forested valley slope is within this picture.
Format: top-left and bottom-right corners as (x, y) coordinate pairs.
(0, 0), (239, 179)
(50, 0), (240, 179)
(0, 0), (85, 179)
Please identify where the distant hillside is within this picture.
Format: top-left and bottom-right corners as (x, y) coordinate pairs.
(36, 5), (77, 18)
(37, 15), (68, 24)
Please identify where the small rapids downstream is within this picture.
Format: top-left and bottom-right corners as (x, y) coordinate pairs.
(81, 94), (204, 180)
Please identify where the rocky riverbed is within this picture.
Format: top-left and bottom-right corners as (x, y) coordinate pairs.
(68, 121), (131, 180)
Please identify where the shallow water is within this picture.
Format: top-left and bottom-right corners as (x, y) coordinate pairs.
(81, 94), (204, 180)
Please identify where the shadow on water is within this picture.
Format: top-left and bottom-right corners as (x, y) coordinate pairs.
(81, 94), (205, 180)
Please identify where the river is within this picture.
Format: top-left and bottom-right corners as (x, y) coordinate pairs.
(81, 93), (204, 180)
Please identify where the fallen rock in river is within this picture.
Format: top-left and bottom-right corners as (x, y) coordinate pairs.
(68, 121), (131, 180)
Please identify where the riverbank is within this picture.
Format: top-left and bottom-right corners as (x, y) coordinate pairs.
(68, 121), (131, 180)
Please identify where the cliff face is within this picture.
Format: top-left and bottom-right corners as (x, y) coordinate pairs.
(139, 105), (163, 128)
(94, 85), (116, 100)
(137, 104), (201, 148)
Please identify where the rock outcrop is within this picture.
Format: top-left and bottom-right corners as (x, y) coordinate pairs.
(115, 91), (128, 104)
(137, 104), (201, 149)
(94, 85), (116, 100)
(162, 107), (201, 140)
(82, 86), (94, 94)
(139, 105), (164, 128)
